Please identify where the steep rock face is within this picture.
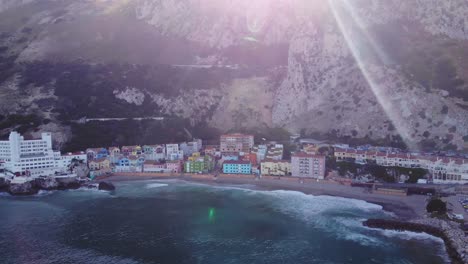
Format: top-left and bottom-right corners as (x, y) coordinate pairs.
(34, 177), (59, 190)
(0, 0), (36, 13)
(135, 0), (303, 48)
(272, 4), (468, 148)
(0, 0), (467, 150)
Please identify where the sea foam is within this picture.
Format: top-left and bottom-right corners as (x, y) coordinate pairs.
(145, 183), (168, 189)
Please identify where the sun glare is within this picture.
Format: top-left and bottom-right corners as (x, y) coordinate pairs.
(328, 0), (416, 150)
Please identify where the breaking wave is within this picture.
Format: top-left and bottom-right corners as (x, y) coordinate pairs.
(36, 190), (56, 196)
(200, 185), (445, 248)
(145, 183), (168, 189)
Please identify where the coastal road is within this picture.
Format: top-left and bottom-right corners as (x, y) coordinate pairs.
(446, 194), (468, 220)
(70, 117), (166, 124)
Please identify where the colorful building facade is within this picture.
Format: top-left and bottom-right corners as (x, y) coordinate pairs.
(223, 161), (252, 174)
(261, 160), (291, 176)
(143, 160), (168, 173)
(166, 160), (182, 173)
(89, 158), (110, 171)
(184, 155), (214, 173)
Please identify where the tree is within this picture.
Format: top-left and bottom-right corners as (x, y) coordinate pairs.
(368, 165), (395, 183)
(426, 199), (447, 214)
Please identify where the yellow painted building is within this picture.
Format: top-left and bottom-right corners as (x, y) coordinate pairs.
(89, 158), (111, 171)
(261, 160), (291, 176)
(132, 146), (142, 156)
(188, 152), (201, 161)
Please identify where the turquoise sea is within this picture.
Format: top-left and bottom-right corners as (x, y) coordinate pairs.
(0, 180), (449, 264)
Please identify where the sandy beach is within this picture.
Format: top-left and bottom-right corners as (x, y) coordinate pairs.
(105, 174), (428, 220)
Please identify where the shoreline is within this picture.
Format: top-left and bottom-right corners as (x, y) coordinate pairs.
(105, 174), (426, 220)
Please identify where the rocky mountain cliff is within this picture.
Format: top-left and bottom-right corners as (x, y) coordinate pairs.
(0, 0), (467, 150)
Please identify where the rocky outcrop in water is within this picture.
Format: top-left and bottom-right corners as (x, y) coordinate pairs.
(98, 182), (116, 191)
(0, 177), (116, 196)
(56, 178), (81, 190)
(8, 181), (38, 196)
(363, 218), (467, 264)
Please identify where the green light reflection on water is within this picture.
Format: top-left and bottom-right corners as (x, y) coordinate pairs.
(209, 208), (215, 222)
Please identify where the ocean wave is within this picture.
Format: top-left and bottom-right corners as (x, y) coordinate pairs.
(208, 184), (259, 192)
(249, 189), (390, 247)
(36, 190), (56, 196)
(264, 189), (383, 215)
(145, 183), (168, 189)
(377, 228), (445, 242)
(342, 232), (382, 246)
(204, 185), (383, 213)
(181, 183), (381, 215)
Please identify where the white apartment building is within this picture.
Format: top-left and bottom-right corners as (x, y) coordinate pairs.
(166, 144), (184, 160)
(335, 147), (468, 184)
(0, 132), (85, 178)
(1, 132), (58, 177)
(180, 139), (202, 156)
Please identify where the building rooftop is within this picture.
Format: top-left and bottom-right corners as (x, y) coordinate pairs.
(128, 155), (139, 160)
(224, 160), (251, 165)
(221, 133), (254, 138)
(292, 152), (324, 159)
(144, 160), (164, 165)
(222, 152), (240, 156)
(86, 147), (105, 152)
(262, 159), (290, 164)
(92, 158), (108, 163)
(122, 145), (140, 149)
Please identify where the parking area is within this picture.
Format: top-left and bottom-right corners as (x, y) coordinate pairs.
(446, 194), (468, 221)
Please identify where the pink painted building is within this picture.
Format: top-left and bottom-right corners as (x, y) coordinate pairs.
(166, 160), (182, 173)
(291, 152), (326, 179)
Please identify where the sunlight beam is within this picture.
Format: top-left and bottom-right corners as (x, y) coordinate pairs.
(327, 0), (416, 150)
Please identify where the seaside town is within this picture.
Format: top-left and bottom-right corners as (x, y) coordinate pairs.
(1, 131), (468, 262)
(1, 131), (468, 185)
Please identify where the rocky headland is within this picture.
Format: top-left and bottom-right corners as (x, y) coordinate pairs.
(0, 177), (115, 196)
(364, 218), (468, 264)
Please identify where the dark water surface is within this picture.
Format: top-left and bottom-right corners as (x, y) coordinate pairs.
(0, 180), (449, 264)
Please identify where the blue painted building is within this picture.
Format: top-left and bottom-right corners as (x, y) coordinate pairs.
(96, 148), (110, 159)
(137, 156), (145, 166)
(222, 152), (239, 161)
(118, 157), (130, 167)
(223, 161), (252, 174)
